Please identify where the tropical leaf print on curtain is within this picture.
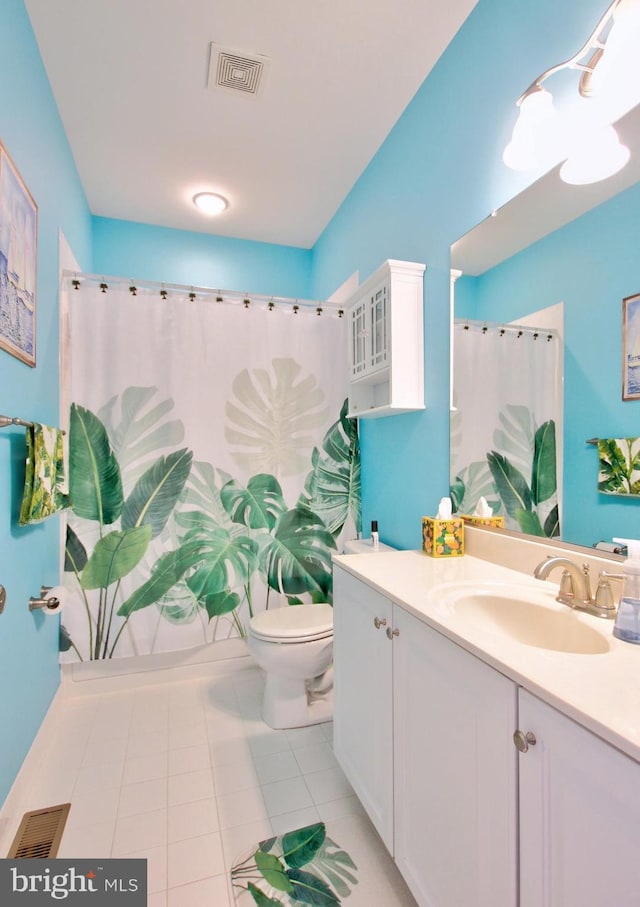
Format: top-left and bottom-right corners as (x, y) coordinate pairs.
(297, 399), (361, 536)
(98, 385), (185, 492)
(451, 406), (559, 538)
(225, 358), (329, 477)
(451, 321), (561, 539)
(64, 402), (196, 659)
(487, 417), (559, 537)
(62, 390), (360, 659)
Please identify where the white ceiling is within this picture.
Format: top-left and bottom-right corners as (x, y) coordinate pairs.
(25, 0), (478, 249)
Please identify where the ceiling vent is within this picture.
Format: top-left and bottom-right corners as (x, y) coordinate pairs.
(208, 44), (270, 97)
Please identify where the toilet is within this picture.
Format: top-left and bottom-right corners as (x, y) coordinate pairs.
(248, 603), (334, 729)
(247, 537), (394, 729)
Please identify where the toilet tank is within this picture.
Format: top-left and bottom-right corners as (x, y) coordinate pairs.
(343, 538), (396, 554)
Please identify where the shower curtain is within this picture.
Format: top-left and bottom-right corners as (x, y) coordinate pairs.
(450, 320), (562, 538)
(60, 281), (360, 662)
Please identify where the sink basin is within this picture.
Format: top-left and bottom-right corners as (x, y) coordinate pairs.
(436, 583), (610, 654)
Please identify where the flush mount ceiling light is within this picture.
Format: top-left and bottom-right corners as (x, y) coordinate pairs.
(193, 192), (229, 216)
(503, 0), (640, 184)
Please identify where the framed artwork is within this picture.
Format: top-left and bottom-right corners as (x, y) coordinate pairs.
(0, 140), (37, 367)
(623, 293), (640, 401)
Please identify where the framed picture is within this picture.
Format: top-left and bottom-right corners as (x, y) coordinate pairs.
(623, 293), (640, 400)
(0, 140), (38, 367)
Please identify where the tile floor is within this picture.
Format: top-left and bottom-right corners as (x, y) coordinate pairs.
(12, 665), (417, 906)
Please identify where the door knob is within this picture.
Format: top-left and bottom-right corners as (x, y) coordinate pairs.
(386, 626), (399, 639)
(373, 617), (387, 629)
(513, 730), (537, 753)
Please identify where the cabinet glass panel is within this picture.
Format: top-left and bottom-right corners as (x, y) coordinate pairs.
(351, 301), (368, 377)
(370, 285), (388, 369)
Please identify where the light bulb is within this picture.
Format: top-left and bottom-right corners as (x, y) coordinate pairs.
(503, 88), (567, 172)
(559, 123), (630, 185)
(193, 192), (228, 215)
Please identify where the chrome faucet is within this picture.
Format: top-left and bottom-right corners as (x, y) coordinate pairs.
(533, 556), (620, 619)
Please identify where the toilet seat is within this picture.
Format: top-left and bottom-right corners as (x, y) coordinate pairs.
(249, 604), (333, 643)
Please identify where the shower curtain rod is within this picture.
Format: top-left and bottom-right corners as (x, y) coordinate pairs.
(455, 318), (558, 340)
(62, 270), (344, 314)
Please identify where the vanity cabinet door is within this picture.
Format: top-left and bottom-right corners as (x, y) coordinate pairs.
(392, 607), (518, 907)
(518, 689), (640, 907)
(333, 567), (394, 851)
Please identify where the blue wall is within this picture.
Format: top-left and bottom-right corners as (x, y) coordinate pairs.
(93, 218), (312, 299)
(310, 0), (610, 550)
(458, 181), (640, 548)
(0, 6), (311, 808)
(0, 0), (93, 805)
(2, 0), (633, 802)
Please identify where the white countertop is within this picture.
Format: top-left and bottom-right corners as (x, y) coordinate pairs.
(333, 549), (640, 763)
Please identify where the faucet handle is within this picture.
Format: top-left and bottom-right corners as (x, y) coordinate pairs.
(594, 578), (616, 611)
(594, 571), (624, 613)
(558, 569), (575, 597)
(559, 564), (592, 601)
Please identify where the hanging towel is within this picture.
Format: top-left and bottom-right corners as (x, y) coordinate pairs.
(597, 437), (640, 496)
(19, 423), (70, 524)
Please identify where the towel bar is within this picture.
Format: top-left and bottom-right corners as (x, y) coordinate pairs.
(0, 415), (34, 428)
(0, 415), (65, 433)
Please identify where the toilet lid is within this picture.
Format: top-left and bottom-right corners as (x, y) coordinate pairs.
(250, 604), (333, 642)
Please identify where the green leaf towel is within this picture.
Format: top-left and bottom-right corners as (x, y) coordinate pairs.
(597, 437), (640, 496)
(19, 423), (70, 524)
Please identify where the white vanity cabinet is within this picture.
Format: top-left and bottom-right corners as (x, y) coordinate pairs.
(346, 259), (425, 418)
(334, 561), (640, 907)
(518, 689), (640, 907)
(333, 566), (518, 907)
(392, 605), (518, 907)
(332, 568), (394, 851)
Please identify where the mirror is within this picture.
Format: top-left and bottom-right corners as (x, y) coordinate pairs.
(450, 103), (640, 551)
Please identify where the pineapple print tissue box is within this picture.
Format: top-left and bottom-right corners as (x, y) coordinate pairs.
(461, 513), (505, 528)
(422, 516), (464, 557)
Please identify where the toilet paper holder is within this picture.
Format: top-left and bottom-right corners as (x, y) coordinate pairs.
(29, 586), (62, 612)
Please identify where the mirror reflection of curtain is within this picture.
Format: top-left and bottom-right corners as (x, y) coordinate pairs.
(61, 282), (359, 662)
(450, 320), (562, 538)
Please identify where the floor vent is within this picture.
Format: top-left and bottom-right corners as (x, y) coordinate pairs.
(7, 803), (71, 859)
(208, 44), (270, 96)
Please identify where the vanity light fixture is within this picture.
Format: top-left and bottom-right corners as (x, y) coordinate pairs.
(192, 192), (229, 215)
(503, 0), (639, 184)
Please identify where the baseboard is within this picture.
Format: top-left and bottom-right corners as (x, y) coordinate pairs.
(60, 639), (252, 697)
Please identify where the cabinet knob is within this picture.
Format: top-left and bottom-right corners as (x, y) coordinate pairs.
(513, 730), (537, 753)
(373, 617), (387, 629)
(386, 626), (399, 639)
